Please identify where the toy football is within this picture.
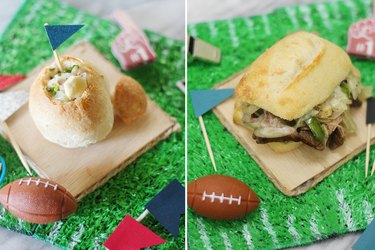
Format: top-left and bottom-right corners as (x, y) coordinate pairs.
(0, 177), (77, 224)
(187, 174), (260, 220)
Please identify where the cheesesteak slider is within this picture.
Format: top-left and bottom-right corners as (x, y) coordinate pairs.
(234, 32), (371, 152)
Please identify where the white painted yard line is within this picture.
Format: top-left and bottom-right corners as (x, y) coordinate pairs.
(285, 7), (299, 29)
(55, 4), (67, 19)
(67, 223), (85, 250)
(166, 38), (175, 48)
(227, 20), (239, 48)
(287, 215), (301, 243)
(331, 2), (342, 20)
(85, 20), (100, 41)
(196, 217), (213, 250)
(92, 233), (107, 250)
(24, 0), (46, 23)
(316, 4), (332, 30)
(360, 0), (372, 17)
(0, 207), (4, 221)
(243, 18), (254, 34)
(72, 12), (84, 25)
(208, 21), (218, 37)
(336, 189), (355, 231)
(16, 218), (23, 231)
(310, 216), (322, 240)
(261, 15), (271, 35)
(221, 232), (233, 250)
(260, 208), (279, 248)
(344, 0), (358, 21)
(47, 221), (63, 242)
(363, 200), (374, 225)
(299, 5), (313, 28)
(189, 24), (198, 37)
(242, 223), (254, 250)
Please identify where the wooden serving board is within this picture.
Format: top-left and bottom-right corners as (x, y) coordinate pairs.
(213, 70), (375, 196)
(5, 42), (180, 200)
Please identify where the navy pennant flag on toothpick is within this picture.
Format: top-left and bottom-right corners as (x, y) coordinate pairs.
(44, 24), (84, 72)
(145, 179), (185, 237)
(44, 24), (84, 50)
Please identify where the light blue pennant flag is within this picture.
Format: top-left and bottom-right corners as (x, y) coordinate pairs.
(190, 89), (234, 117)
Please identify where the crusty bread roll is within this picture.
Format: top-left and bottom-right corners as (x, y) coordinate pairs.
(29, 56), (114, 148)
(113, 76), (147, 124)
(234, 31), (364, 153)
(268, 142), (302, 153)
(235, 31), (352, 121)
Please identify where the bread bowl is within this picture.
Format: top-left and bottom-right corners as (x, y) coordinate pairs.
(29, 56), (114, 148)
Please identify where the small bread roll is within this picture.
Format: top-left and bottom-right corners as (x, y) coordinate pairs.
(113, 76), (147, 124)
(29, 56), (114, 148)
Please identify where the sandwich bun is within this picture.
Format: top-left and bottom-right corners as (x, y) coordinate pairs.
(268, 142), (303, 153)
(29, 56), (114, 148)
(235, 31), (353, 121)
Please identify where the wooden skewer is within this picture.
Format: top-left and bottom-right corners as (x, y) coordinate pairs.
(365, 124), (371, 178)
(371, 157), (375, 176)
(53, 50), (63, 72)
(1, 121), (32, 176)
(198, 116), (217, 172)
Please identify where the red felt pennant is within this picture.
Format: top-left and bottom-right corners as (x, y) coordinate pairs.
(0, 75), (26, 91)
(347, 18), (375, 58)
(103, 215), (165, 250)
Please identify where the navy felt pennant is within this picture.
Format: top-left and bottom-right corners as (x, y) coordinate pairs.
(44, 24), (84, 50)
(145, 179), (185, 237)
(366, 97), (375, 124)
(190, 89), (234, 117)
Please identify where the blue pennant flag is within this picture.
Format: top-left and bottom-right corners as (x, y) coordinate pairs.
(190, 89), (234, 117)
(353, 219), (375, 250)
(44, 24), (84, 50)
(145, 179), (185, 238)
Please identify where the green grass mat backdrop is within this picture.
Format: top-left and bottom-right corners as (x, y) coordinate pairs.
(187, 0), (375, 249)
(0, 0), (185, 249)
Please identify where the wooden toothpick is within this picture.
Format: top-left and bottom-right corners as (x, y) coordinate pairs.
(365, 124), (371, 178)
(136, 209), (149, 222)
(53, 50), (63, 72)
(44, 23), (63, 72)
(198, 116), (217, 172)
(1, 121), (32, 176)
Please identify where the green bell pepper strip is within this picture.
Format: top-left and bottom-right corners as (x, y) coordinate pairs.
(341, 83), (350, 98)
(305, 117), (325, 141)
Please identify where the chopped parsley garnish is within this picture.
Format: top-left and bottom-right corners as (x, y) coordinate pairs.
(46, 84), (60, 96)
(49, 68), (55, 72)
(64, 65), (78, 73)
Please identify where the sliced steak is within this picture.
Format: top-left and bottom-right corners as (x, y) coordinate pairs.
(252, 129), (325, 150)
(350, 99), (362, 107)
(327, 126), (345, 150)
(297, 130), (325, 150)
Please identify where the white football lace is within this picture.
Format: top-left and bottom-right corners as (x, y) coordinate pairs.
(18, 178), (58, 191)
(201, 191), (241, 205)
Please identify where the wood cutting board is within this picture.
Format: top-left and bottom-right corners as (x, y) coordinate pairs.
(213, 70), (375, 196)
(5, 41), (180, 200)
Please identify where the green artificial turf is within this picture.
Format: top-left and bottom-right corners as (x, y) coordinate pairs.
(0, 0), (185, 249)
(187, 0), (375, 249)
